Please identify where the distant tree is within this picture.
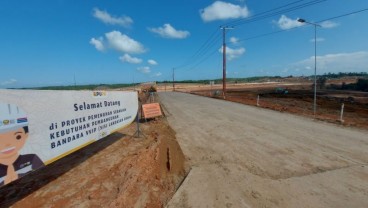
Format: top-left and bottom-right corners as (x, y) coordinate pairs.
(317, 76), (327, 89)
(341, 82), (347, 90)
(148, 86), (157, 92)
(356, 79), (368, 91)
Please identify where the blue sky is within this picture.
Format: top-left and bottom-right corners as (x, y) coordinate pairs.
(1, 0), (368, 88)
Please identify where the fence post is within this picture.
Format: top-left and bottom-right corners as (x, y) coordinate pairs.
(133, 104), (146, 138)
(149, 92), (154, 103)
(340, 103), (344, 123)
(257, 95), (260, 106)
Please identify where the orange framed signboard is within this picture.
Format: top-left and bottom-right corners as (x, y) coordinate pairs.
(142, 103), (162, 119)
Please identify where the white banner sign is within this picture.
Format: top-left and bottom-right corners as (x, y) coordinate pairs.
(0, 90), (138, 187)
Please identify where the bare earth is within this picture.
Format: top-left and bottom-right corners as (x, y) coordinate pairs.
(159, 92), (368, 208)
(0, 118), (185, 208)
(189, 83), (368, 129)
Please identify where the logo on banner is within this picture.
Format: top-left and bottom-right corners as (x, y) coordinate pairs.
(17, 117), (28, 123)
(93, 91), (107, 97)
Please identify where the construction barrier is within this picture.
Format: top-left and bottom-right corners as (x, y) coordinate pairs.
(142, 103), (162, 119)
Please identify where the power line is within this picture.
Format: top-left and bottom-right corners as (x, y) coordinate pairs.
(176, 29), (219, 69)
(176, 31), (222, 71)
(184, 47), (219, 71)
(180, 29), (236, 72)
(236, 7), (368, 43)
(175, 0), (328, 73)
(176, 0), (329, 73)
(177, 6), (368, 77)
(230, 0), (327, 27)
(224, 0), (307, 26)
(168, 1), (367, 81)
(227, 0), (328, 27)
(175, 29), (221, 70)
(237, 27), (299, 43)
(316, 8), (368, 23)
(233, 0), (327, 27)
(186, 32), (222, 67)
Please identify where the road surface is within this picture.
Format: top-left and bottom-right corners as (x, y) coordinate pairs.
(159, 92), (368, 208)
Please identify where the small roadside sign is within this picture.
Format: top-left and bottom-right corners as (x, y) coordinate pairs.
(142, 103), (162, 119)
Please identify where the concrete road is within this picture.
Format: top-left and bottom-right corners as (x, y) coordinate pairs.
(159, 92), (368, 208)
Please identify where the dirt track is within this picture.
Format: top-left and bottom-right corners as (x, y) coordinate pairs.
(159, 92), (368, 208)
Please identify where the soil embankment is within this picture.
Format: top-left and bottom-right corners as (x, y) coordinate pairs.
(0, 117), (186, 208)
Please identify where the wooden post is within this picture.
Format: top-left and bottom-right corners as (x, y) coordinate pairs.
(340, 103), (344, 123)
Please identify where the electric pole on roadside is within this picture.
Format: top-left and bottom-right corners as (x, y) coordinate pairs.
(221, 26), (234, 99)
(73, 73), (77, 90)
(172, 68), (175, 91)
(133, 74), (135, 91)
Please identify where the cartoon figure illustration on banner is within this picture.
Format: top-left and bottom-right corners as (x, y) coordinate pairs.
(0, 103), (44, 186)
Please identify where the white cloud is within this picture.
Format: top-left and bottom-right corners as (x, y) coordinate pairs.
(148, 24), (190, 39)
(137, 66), (151, 74)
(119, 54), (142, 64)
(291, 51), (368, 74)
(276, 15), (303, 30)
(230, 37), (239, 44)
(93, 8), (133, 27)
(89, 37), (105, 51)
(320, 20), (339, 29)
(219, 46), (245, 60)
(200, 1), (250, 22)
(153, 72), (162, 77)
(90, 31), (146, 54)
(105, 31), (145, 54)
(148, 59), (158, 65)
(310, 37), (325, 42)
(1, 79), (17, 86)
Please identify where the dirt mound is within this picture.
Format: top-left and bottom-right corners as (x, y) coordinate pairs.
(0, 118), (186, 208)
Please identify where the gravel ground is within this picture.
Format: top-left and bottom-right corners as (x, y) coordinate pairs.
(159, 92), (368, 208)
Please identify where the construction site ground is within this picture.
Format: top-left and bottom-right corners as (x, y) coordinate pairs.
(169, 81), (368, 129)
(160, 92), (368, 208)
(0, 116), (186, 208)
(1, 82), (367, 207)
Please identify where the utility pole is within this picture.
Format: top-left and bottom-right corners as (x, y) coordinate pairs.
(172, 68), (175, 91)
(220, 26), (234, 99)
(133, 74), (135, 91)
(73, 73), (77, 90)
(298, 18), (321, 117)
